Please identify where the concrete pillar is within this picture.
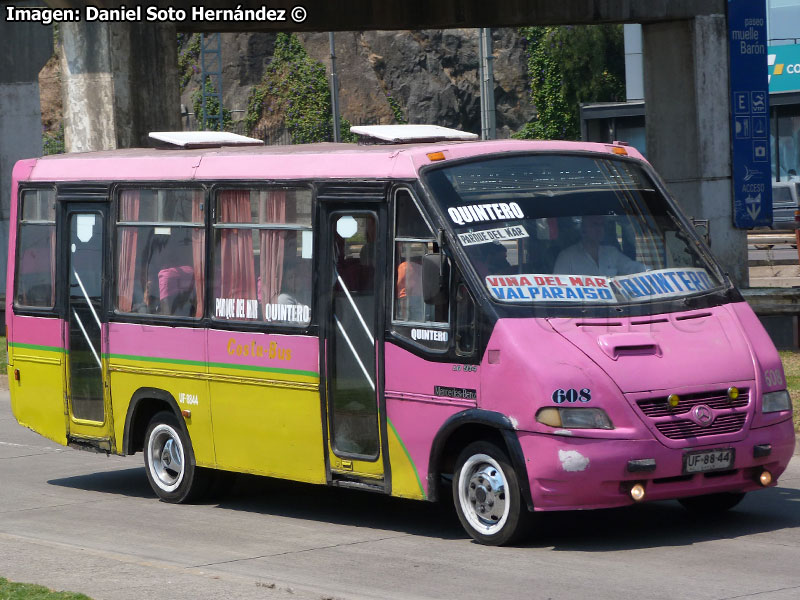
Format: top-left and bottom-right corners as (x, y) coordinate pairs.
(61, 22), (181, 152)
(643, 15), (748, 287)
(0, 6), (53, 302)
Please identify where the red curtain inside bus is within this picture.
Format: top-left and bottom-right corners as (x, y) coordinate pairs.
(259, 190), (286, 307)
(219, 190), (258, 304)
(117, 189), (139, 312)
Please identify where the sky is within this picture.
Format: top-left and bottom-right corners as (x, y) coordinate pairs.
(769, 1), (800, 44)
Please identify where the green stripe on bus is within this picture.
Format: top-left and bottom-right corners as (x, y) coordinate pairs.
(387, 417), (426, 498)
(9, 342), (65, 353)
(107, 353), (319, 379)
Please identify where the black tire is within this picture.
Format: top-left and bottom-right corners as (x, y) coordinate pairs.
(143, 411), (210, 503)
(452, 441), (532, 545)
(678, 492), (746, 515)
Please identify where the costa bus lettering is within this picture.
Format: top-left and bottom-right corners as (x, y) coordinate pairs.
(447, 202), (524, 225)
(226, 337), (292, 361)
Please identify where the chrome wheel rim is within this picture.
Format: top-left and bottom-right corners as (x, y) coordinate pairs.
(148, 424), (185, 492)
(457, 453), (510, 535)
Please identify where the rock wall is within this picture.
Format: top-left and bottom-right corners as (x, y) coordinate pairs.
(181, 28), (534, 138)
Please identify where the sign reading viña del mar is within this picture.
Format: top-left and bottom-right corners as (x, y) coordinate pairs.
(729, 0), (772, 229)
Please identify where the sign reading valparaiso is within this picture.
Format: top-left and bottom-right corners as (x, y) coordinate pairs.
(768, 44), (800, 93)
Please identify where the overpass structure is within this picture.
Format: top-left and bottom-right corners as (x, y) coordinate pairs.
(1, 0), (746, 292)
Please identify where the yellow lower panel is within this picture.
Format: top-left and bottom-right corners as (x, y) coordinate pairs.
(210, 378), (325, 484)
(387, 420), (425, 500)
(9, 355), (67, 446)
(108, 362), (215, 467)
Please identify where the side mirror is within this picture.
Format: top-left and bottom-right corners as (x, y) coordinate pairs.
(422, 253), (449, 305)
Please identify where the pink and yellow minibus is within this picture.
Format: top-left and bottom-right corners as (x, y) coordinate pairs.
(7, 126), (795, 545)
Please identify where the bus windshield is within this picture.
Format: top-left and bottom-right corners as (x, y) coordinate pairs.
(423, 153), (725, 306)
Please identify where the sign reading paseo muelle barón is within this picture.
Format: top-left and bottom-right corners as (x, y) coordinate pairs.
(729, 0), (772, 228)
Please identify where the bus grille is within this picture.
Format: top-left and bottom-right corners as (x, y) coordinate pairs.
(654, 413), (747, 440)
(636, 389), (750, 441)
(637, 389), (749, 417)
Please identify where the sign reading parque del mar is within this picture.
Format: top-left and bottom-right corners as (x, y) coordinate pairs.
(728, 0), (772, 229)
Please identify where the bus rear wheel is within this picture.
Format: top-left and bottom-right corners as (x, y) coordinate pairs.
(452, 441), (532, 546)
(144, 411), (208, 503)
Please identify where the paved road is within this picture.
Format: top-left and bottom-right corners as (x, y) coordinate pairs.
(2, 389), (800, 600)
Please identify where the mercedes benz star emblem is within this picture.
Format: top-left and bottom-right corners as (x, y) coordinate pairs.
(692, 405), (714, 427)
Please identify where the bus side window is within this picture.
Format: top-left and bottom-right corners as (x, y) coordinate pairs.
(15, 189), (56, 309)
(212, 187), (313, 325)
(115, 188), (205, 318)
(392, 189), (449, 337)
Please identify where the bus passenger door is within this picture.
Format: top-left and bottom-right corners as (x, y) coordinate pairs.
(320, 205), (387, 488)
(63, 203), (113, 448)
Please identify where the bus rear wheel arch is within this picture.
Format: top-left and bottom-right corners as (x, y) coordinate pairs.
(123, 389), (185, 455)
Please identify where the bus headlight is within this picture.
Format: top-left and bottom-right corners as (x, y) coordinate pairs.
(536, 407), (614, 430)
(762, 390), (792, 413)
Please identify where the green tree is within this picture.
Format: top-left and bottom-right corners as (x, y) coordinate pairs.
(246, 33), (356, 143)
(515, 25), (625, 140)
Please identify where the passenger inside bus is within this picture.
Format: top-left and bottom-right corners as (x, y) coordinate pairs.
(144, 230), (197, 316)
(553, 214), (645, 277)
(276, 254), (312, 307)
(396, 255), (424, 321)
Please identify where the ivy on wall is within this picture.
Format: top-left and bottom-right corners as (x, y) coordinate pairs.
(43, 124), (64, 155)
(387, 94), (407, 125)
(245, 33), (356, 143)
(515, 25), (625, 140)
(177, 33), (201, 92)
(191, 76), (232, 131)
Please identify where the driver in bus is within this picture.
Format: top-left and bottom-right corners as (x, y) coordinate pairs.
(553, 214), (645, 277)
(474, 242), (513, 279)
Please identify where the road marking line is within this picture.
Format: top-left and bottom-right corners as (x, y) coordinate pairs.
(0, 441), (62, 451)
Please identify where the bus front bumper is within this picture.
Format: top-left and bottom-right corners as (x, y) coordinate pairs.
(518, 418), (796, 511)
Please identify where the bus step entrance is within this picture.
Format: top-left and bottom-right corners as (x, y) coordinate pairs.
(331, 476), (386, 494)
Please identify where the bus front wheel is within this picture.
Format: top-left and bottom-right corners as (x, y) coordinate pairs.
(144, 411), (207, 503)
(452, 441), (532, 545)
